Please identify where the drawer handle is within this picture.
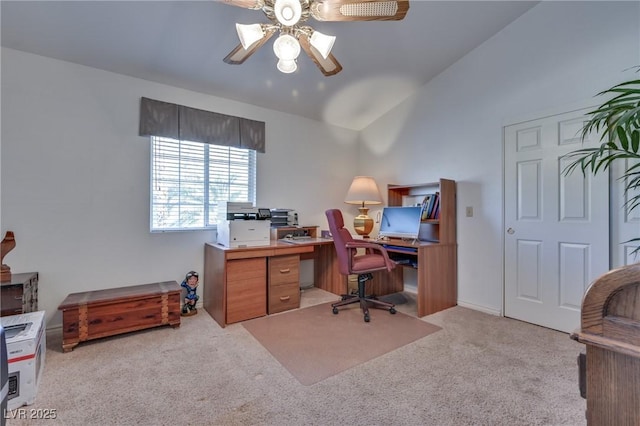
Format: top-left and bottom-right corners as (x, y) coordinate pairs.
(14, 296), (23, 300)
(279, 296), (290, 301)
(279, 268), (291, 274)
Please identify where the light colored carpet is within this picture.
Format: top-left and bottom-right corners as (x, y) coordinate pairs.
(242, 302), (440, 385)
(5, 288), (587, 425)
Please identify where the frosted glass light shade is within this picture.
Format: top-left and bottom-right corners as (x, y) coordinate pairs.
(273, 34), (301, 60)
(236, 23), (265, 49)
(277, 59), (297, 73)
(310, 31), (336, 59)
(274, 0), (302, 26)
(344, 176), (383, 206)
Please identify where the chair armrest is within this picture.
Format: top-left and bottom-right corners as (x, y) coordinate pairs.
(345, 241), (395, 271)
(345, 241), (384, 251)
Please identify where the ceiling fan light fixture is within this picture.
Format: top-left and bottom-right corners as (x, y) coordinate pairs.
(273, 33), (301, 60)
(274, 0), (302, 26)
(235, 23), (265, 50)
(310, 31), (336, 59)
(277, 59), (298, 74)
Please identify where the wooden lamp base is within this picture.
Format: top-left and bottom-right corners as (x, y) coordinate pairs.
(1, 231), (16, 282)
(1, 264), (10, 283)
(353, 206), (374, 238)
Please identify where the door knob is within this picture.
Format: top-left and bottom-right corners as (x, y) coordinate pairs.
(507, 228), (515, 234)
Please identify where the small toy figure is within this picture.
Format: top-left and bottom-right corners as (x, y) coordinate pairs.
(180, 270), (199, 316)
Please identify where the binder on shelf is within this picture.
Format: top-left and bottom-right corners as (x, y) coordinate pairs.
(420, 193), (436, 221)
(429, 192), (440, 219)
(432, 202), (440, 220)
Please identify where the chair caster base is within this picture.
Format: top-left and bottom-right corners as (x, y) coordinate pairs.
(389, 307), (397, 314)
(332, 307), (339, 314)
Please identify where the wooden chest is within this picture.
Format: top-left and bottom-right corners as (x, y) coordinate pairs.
(58, 281), (181, 352)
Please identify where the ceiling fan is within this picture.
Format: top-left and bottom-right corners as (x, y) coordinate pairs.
(218, 0), (410, 76)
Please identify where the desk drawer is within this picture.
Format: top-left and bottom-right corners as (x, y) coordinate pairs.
(268, 283), (300, 314)
(227, 258), (267, 324)
(228, 258), (267, 280)
(269, 255), (299, 287)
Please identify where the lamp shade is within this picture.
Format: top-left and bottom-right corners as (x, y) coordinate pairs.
(273, 34), (301, 60)
(236, 24), (264, 50)
(310, 31), (336, 59)
(235, 23), (265, 50)
(277, 59), (297, 73)
(344, 176), (383, 206)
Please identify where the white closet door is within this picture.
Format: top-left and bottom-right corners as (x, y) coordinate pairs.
(504, 108), (609, 333)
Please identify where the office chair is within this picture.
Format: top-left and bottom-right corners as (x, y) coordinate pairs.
(325, 209), (397, 322)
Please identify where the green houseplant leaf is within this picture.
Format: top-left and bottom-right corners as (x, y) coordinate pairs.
(563, 67), (640, 256)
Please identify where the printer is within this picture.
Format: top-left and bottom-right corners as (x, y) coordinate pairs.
(216, 202), (271, 248)
(1, 311), (46, 410)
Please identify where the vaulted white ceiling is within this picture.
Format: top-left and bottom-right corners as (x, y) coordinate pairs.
(1, 1), (538, 130)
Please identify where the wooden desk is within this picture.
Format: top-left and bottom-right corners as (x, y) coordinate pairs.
(204, 239), (342, 328)
(204, 236), (456, 327)
(369, 239), (457, 317)
(383, 179), (458, 316)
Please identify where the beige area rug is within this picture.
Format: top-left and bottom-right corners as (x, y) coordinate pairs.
(242, 302), (441, 385)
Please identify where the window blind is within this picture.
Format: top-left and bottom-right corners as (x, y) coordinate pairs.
(151, 136), (256, 231)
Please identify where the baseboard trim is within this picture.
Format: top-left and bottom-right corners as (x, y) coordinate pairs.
(457, 300), (501, 317)
(403, 284), (418, 294)
(47, 324), (63, 333)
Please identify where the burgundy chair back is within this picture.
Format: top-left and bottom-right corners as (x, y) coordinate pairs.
(325, 209), (355, 276)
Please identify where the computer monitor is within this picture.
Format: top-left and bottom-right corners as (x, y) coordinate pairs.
(378, 206), (422, 240)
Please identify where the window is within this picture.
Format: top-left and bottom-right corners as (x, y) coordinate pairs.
(150, 136), (257, 231)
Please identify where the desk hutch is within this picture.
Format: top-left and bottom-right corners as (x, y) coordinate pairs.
(372, 178), (457, 316)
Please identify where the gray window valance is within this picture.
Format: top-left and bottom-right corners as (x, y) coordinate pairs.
(139, 97), (265, 153)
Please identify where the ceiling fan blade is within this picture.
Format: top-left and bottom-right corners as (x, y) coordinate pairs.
(215, 0), (265, 10)
(298, 33), (343, 76)
(310, 0), (409, 21)
(223, 27), (276, 65)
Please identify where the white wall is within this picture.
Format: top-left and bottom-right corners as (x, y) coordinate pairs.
(360, 1), (640, 314)
(1, 48), (360, 326)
